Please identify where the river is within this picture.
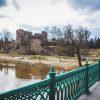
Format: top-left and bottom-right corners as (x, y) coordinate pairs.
(0, 59), (66, 92)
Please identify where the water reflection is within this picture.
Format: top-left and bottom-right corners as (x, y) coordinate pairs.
(15, 63), (50, 79)
(0, 59), (67, 92)
(0, 60), (66, 80)
(0, 60), (15, 75)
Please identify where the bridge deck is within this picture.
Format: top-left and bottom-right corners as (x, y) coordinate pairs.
(78, 81), (100, 100)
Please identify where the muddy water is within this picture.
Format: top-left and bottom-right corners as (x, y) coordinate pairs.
(0, 60), (66, 92)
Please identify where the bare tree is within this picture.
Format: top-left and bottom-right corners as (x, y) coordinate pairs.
(43, 27), (49, 55)
(0, 38), (3, 50)
(0, 32), (3, 50)
(63, 25), (75, 57)
(50, 26), (63, 62)
(63, 25), (91, 66)
(83, 29), (91, 57)
(3, 30), (12, 53)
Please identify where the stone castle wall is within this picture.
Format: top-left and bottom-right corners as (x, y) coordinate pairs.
(16, 28), (47, 53)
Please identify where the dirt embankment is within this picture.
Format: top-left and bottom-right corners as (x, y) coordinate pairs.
(0, 54), (96, 71)
(0, 54), (81, 71)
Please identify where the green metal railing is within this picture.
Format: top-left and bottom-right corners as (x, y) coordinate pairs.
(0, 60), (100, 100)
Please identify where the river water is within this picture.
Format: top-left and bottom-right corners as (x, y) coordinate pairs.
(0, 60), (66, 92)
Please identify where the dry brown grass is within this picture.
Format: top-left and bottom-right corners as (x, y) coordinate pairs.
(0, 53), (98, 72)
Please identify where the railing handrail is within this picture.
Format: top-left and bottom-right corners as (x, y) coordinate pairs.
(55, 66), (86, 80)
(0, 60), (100, 100)
(0, 78), (51, 95)
(0, 65), (86, 94)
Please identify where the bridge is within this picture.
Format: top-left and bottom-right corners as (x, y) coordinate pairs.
(0, 59), (100, 100)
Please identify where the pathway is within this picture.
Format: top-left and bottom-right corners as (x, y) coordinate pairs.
(78, 82), (100, 100)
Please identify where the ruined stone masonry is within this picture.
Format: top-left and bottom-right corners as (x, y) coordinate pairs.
(16, 28), (47, 53)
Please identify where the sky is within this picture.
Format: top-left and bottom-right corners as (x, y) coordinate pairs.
(0, 0), (100, 38)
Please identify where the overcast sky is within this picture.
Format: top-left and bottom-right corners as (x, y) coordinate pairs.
(0, 0), (100, 37)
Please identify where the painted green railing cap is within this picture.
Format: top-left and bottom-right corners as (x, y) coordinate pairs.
(50, 65), (55, 72)
(97, 58), (100, 62)
(49, 65), (56, 74)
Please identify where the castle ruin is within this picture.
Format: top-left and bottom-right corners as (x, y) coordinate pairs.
(16, 28), (47, 53)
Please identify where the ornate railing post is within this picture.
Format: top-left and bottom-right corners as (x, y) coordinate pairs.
(85, 60), (90, 95)
(49, 65), (56, 100)
(98, 58), (100, 80)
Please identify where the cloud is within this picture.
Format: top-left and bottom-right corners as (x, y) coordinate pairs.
(68, 0), (100, 11)
(0, 0), (99, 38)
(50, 0), (64, 5)
(0, 0), (7, 7)
(19, 24), (34, 31)
(0, 14), (11, 19)
(19, 24), (43, 33)
(12, 0), (20, 10)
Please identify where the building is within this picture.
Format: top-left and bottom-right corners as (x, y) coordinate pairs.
(16, 28), (33, 48)
(33, 31), (47, 42)
(16, 28), (47, 53)
(10, 40), (16, 48)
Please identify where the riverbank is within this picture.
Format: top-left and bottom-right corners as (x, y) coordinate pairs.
(0, 54), (96, 71)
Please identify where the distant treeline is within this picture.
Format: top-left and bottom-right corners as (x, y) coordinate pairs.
(89, 37), (100, 49)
